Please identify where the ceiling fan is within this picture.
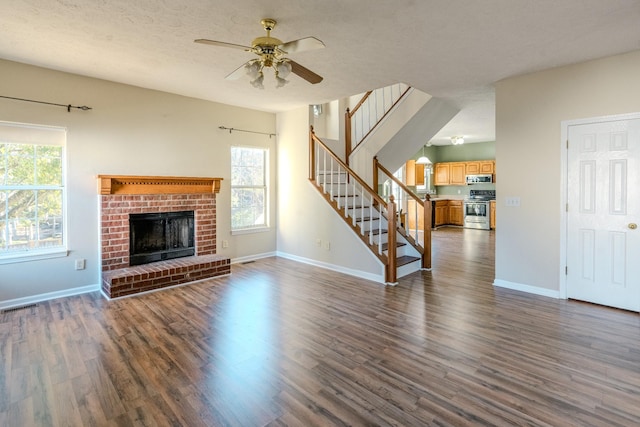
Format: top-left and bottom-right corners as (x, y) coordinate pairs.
(195, 18), (325, 88)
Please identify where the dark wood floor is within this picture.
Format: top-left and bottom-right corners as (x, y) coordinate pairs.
(2, 228), (640, 426)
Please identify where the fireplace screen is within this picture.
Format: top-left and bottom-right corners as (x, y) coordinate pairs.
(129, 210), (195, 266)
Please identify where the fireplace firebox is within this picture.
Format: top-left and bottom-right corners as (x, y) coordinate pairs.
(129, 210), (195, 266)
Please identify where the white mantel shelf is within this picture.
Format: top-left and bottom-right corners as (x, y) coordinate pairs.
(97, 175), (223, 195)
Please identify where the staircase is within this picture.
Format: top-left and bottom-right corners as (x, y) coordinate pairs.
(309, 129), (425, 284)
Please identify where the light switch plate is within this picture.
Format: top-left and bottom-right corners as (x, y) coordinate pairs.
(505, 196), (521, 207)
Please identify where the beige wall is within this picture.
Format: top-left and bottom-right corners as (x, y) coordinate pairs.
(0, 59), (276, 304)
(495, 49), (640, 294)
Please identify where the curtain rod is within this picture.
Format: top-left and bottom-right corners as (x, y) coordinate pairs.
(0, 95), (92, 112)
(219, 126), (275, 138)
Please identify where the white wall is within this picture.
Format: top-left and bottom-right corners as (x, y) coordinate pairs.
(0, 59), (276, 304)
(495, 49), (640, 293)
(276, 107), (383, 282)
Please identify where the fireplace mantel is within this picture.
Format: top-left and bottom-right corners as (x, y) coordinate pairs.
(98, 175), (222, 195)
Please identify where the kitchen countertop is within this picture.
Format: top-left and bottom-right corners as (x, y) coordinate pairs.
(428, 196), (466, 201)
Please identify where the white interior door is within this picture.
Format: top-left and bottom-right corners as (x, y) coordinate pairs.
(566, 116), (640, 311)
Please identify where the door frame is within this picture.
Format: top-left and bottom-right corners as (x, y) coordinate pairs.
(559, 111), (640, 300)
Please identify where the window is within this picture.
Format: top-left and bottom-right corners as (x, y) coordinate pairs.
(0, 122), (66, 261)
(231, 146), (268, 232)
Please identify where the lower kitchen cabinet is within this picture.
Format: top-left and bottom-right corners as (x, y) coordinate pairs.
(448, 200), (464, 226)
(432, 199), (463, 228)
(434, 200), (448, 227)
(407, 199), (426, 231)
(490, 200), (496, 229)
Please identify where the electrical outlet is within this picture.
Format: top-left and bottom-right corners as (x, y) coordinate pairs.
(324, 241), (331, 251)
(222, 240), (229, 248)
(74, 259), (86, 270)
(316, 239), (322, 247)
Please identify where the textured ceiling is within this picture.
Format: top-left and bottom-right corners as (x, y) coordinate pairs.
(1, 0), (640, 144)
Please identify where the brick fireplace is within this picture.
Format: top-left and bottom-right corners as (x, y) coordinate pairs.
(98, 175), (229, 298)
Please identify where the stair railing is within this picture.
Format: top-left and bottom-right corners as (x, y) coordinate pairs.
(373, 157), (431, 270)
(345, 83), (411, 164)
(310, 127), (398, 283)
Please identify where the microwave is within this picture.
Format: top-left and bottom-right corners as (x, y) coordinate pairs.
(465, 174), (493, 184)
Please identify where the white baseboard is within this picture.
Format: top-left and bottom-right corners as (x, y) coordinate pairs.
(0, 284), (101, 311)
(493, 279), (561, 299)
(276, 251), (384, 284)
(231, 251), (277, 264)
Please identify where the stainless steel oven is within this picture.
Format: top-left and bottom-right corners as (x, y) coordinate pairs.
(463, 201), (490, 229)
(463, 190), (495, 230)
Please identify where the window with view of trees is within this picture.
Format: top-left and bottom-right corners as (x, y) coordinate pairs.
(231, 146), (268, 231)
(0, 122), (66, 257)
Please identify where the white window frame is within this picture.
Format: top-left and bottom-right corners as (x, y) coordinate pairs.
(0, 121), (68, 264)
(230, 145), (269, 234)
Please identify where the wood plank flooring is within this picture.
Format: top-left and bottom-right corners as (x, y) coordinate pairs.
(1, 227), (639, 426)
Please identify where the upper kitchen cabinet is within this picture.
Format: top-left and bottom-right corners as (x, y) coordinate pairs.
(450, 162), (466, 185)
(434, 160), (495, 185)
(480, 160), (495, 174)
(434, 162), (465, 185)
(405, 160), (425, 186)
(465, 160), (495, 174)
(434, 163), (450, 185)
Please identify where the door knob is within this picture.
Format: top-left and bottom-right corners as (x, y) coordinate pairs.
(629, 223), (638, 230)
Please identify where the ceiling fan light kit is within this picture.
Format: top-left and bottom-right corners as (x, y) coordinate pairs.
(195, 18), (324, 88)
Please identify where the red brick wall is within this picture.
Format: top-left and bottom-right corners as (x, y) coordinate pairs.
(100, 193), (217, 271)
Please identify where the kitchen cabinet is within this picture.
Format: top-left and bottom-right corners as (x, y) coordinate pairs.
(432, 199), (463, 228)
(434, 162), (465, 185)
(434, 160), (496, 185)
(465, 161), (480, 174)
(406, 199), (425, 231)
(405, 160), (425, 186)
(490, 200), (496, 229)
(434, 200), (448, 227)
(480, 160), (495, 174)
(434, 163), (450, 186)
(448, 200), (464, 226)
(466, 160), (494, 175)
(450, 163), (466, 185)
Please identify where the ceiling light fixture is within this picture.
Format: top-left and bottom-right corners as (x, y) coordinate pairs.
(451, 136), (465, 145)
(415, 145), (432, 164)
(245, 58), (292, 89)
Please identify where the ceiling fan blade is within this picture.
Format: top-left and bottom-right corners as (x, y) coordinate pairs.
(279, 37), (325, 54)
(194, 39), (251, 51)
(289, 60), (323, 84)
(225, 61), (252, 80)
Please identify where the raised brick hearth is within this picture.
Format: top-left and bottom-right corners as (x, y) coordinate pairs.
(102, 254), (229, 298)
(99, 175), (228, 298)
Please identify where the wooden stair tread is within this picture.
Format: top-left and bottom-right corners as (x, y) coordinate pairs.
(366, 229), (388, 236)
(396, 255), (421, 267)
(355, 216), (380, 222)
(381, 241), (407, 251)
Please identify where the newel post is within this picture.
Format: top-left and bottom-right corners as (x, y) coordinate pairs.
(345, 107), (352, 166)
(309, 125), (315, 181)
(386, 195), (397, 284)
(422, 195), (432, 269)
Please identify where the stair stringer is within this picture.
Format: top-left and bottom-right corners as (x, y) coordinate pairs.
(312, 172), (422, 283)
